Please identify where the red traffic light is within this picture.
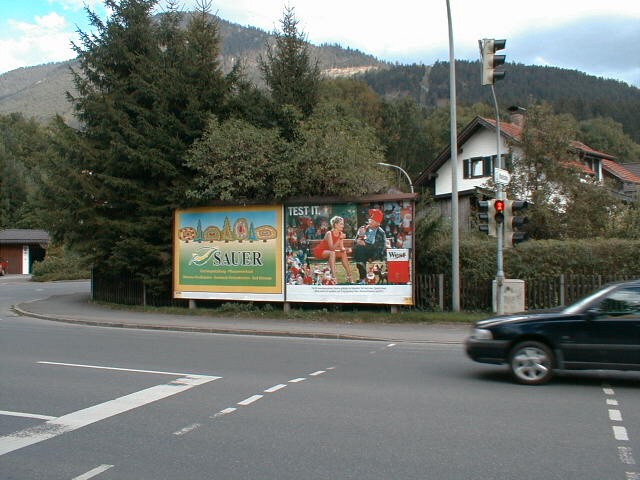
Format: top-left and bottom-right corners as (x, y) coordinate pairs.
(494, 200), (505, 212)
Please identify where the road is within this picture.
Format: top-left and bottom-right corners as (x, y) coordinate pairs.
(1, 277), (639, 479)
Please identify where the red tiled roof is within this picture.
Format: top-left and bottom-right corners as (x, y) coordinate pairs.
(560, 161), (596, 175)
(483, 118), (522, 140)
(570, 141), (617, 160)
(602, 159), (640, 183)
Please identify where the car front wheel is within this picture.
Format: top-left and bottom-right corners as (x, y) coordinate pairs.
(508, 341), (554, 385)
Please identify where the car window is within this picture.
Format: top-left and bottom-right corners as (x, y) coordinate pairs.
(563, 284), (618, 314)
(592, 287), (640, 318)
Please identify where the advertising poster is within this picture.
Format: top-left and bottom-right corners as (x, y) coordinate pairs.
(285, 200), (414, 305)
(173, 205), (284, 301)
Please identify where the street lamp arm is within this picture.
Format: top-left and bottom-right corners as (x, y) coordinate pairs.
(376, 162), (414, 194)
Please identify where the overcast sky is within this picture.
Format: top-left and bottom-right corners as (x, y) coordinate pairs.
(1, 0), (639, 87)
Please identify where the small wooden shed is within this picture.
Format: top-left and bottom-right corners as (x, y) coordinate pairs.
(0, 229), (50, 274)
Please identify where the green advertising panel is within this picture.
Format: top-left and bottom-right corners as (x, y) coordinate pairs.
(173, 205), (284, 301)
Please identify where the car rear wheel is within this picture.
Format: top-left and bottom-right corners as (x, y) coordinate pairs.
(508, 341), (554, 385)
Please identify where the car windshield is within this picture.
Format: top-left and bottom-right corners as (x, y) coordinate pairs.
(562, 284), (618, 315)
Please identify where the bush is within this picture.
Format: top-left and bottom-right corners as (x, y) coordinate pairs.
(419, 237), (640, 279)
(31, 247), (90, 282)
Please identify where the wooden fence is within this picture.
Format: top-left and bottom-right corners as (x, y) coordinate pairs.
(91, 269), (639, 311)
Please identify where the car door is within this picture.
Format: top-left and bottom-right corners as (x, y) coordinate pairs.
(587, 285), (640, 367)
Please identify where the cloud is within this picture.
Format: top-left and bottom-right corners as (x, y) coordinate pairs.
(51, 0), (103, 11)
(509, 16), (640, 86)
(0, 12), (77, 73)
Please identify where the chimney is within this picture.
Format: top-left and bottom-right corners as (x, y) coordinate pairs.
(508, 105), (526, 128)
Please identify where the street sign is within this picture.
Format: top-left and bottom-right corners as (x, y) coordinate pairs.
(494, 168), (511, 186)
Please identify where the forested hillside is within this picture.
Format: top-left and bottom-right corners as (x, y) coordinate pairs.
(360, 61), (640, 142)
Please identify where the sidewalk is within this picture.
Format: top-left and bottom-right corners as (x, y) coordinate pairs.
(13, 291), (470, 344)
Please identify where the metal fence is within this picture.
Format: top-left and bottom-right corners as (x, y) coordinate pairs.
(91, 269), (640, 311)
(416, 273), (640, 311)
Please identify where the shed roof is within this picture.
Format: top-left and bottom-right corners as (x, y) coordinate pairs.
(0, 229), (51, 244)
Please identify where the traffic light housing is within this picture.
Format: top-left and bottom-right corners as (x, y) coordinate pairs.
(479, 38), (506, 85)
(494, 199), (505, 225)
(478, 199), (496, 237)
(504, 200), (529, 247)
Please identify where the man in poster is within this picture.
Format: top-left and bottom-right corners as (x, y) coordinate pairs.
(353, 208), (387, 283)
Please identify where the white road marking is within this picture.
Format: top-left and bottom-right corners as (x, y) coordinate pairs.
(72, 464), (114, 480)
(0, 374), (220, 456)
(288, 378), (306, 383)
(387, 343), (396, 347)
(238, 395), (263, 406)
(0, 410), (55, 421)
(309, 371), (325, 376)
(264, 384), (287, 393)
(610, 409), (623, 421)
(38, 361), (193, 377)
(614, 426), (630, 441)
(173, 423), (202, 436)
(603, 387), (615, 395)
(212, 407), (237, 418)
(619, 446), (636, 465)
(607, 399), (619, 406)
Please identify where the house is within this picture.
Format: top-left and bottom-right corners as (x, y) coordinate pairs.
(414, 106), (640, 231)
(0, 229), (50, 274)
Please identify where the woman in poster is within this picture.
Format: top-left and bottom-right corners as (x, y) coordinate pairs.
(313, 215), (353, 283)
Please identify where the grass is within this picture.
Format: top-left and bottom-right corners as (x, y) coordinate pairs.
(96, 301), (490, 324)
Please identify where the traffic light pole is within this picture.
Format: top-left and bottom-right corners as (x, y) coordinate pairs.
(491, 84), (505, 315)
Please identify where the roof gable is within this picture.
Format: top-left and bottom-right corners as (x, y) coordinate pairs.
(415, 116), (522, 186)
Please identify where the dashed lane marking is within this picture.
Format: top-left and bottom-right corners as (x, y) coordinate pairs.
(173, 423), (202, 436)
(602, 383), (637, 479)
(238, 395), (263, 406)
(264, 384), (287, 393)
(71, 464), (114, 480)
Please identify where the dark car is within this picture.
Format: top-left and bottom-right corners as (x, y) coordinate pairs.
(465, 280), (640, 385)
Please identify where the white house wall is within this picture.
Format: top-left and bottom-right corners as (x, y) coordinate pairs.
(435, 129), (511, 196)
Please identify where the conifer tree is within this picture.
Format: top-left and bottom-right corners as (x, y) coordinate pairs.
(259, 6), (320, 118)
(40, 0), (229, 296)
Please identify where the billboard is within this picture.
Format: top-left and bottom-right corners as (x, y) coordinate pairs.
(173, 205), (284, 301)
(284, 200), (414, 305)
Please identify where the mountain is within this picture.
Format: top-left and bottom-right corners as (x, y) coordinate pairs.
(0, 15), (385, 126)
(1, 14), (640, 143)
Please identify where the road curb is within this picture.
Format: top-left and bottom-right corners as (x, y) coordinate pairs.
(11, 301), (465, 345)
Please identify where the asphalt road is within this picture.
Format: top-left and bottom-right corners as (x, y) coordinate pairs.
(1, 278), (639, 480)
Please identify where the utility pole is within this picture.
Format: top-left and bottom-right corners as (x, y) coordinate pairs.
(446, 0), (460, 312)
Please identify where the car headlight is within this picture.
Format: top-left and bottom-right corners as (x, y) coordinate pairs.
(472, 328), (493, 340)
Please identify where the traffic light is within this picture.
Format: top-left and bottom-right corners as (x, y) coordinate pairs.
(504, 200), (529, 247)
(494, 199), (505, 225)
(478, 199), (496, 237)
(479, 38), (506, 85)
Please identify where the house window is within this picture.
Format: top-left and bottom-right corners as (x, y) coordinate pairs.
(463, 156), (494, 179)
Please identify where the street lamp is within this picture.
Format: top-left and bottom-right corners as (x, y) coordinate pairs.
(377, 162), (414, 194)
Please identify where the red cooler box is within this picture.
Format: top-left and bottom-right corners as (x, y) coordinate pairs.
(386, 248), (410, 284)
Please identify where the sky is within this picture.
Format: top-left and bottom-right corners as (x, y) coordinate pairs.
(1, 0), (639, 87)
